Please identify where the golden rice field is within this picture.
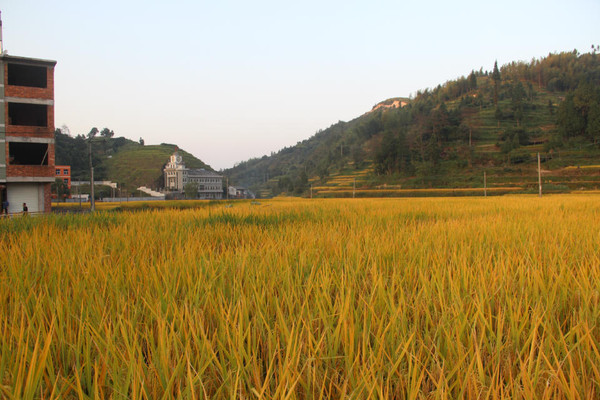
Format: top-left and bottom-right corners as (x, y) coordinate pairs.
(2, 196), (600, 398)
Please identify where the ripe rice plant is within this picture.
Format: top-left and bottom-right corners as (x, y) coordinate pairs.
(1, 196), (600, 398)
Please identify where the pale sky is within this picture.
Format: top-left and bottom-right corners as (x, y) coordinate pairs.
(2, 0), (599, 170)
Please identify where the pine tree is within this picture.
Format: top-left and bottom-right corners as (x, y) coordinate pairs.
(492, 61), (501, 106)
(468, 70), (477, 90)
(587, 101), (600, 144)
(511, 81), (526, 127)
(495, 106), (502, 128)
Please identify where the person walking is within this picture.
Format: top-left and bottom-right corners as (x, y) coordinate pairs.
(22, 202), (28, 216)
(1, 199), (8, 215)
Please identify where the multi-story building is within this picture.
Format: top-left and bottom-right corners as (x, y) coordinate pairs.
(164, 152), (223, 199)
(55, 165), (71, 189)
(0, 17), (57, 214)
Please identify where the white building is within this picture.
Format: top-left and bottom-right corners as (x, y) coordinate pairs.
(228, 186), (254, 199)
(164, 152), (223, 199)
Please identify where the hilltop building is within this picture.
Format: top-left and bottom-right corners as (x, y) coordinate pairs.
(164, 152), (223, 199)
(0, 14), (57, 214)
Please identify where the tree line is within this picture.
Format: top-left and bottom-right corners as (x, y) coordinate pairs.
(226, 49), (599, 194)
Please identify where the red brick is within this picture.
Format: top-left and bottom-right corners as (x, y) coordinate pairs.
(3, 60), (56, 214)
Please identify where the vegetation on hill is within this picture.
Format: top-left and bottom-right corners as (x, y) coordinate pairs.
(226, 49), (600, 197)
(55, 129), (211, 193)
(104, 144), (211, 192)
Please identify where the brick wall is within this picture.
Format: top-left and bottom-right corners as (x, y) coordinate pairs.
(6, 165), (55, 178)
(5, 144), (55, 177)
(43, 183), (51, 212)
(4, 102), (55, 137)
(3, 66), (54, 100)
(4, 85), (53, 100)
(3, 61), (56, 214)
(55, 165), (71, 189)
(4, 65), (55, 137)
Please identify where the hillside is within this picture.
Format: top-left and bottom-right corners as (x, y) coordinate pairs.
(55, 132), (211, 193)
(104, 144), (210, 191)
(226, 50), (600, 198)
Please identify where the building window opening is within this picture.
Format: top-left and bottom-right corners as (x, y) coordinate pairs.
(7, 64), (47, 88)
(8, 103), (48, 127)
(8, 142), (49, 165)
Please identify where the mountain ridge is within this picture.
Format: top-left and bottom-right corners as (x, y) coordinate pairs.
(225, 50), (600, 197)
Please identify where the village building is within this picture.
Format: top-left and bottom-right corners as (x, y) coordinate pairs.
(164, 152), (223, 199)
(228, 186), (255, 199)
(0, 14), (57, 214)
(55, 165), (71, 189)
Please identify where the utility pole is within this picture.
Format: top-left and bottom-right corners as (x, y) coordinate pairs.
(89, 140), (95, 212)
(226, 177), (229, 200)
(484, 171), (487, 197)
(87, 128), (98, 211)
(353, 178), (356, 198)
(538, 152), (542, 197)
(310, 184), (313, 199)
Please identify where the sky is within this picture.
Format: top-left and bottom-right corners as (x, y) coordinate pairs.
(2, 0), (599, 170)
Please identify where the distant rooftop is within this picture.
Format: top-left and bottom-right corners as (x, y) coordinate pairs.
(188, 168), (222, 177)
(0, 53), (57, 67)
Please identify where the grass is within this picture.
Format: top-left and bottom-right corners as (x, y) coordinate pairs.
(2, 196), (600, 398)
(103, 144), (211, 190)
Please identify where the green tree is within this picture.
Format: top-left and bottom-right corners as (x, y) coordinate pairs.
(511, 81), (526, 126)
(374, 130), (399, 175)
(495, 106), (503, 127)
(317, 161), (329, 180)
(557, 93), (586, 138)
(88, 127), (99, 140)
(278, 176), (294, 192)
(351, 145), (366, 169)
(573, 82), (595, 117)
(51, 178), (70, 202)
(492, 61), (501, 106)
(459, 121), (474, 147)
(431, 103), (450, 141)
(184, 182), (199, 199)
(100, 128), (115, 138)
(468, 70), (477, 90)
(294, 170), (309, 194)
(587, 101), (600, 144)
(55, 128), (89, 179)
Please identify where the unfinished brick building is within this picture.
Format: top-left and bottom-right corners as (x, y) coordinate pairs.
(0, 17), (57, 214)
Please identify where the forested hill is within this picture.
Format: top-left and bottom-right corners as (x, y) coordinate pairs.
(54, 130), (211, 191)
(226, 50), (600, 198)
